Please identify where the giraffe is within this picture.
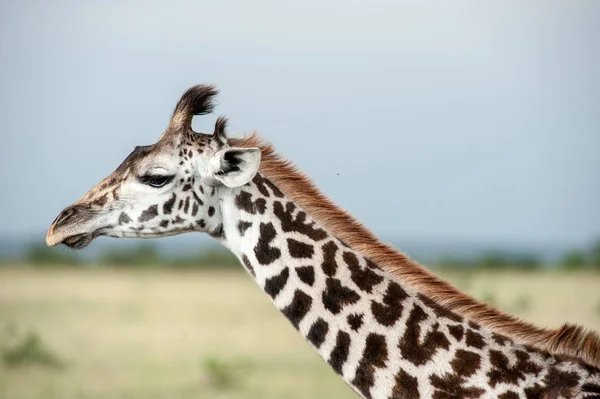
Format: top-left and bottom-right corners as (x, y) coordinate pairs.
(46, 84), (600, 398)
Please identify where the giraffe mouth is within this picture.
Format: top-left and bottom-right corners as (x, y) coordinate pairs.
(62, 233), (95, 249)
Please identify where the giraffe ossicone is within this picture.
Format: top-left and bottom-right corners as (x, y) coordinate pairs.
(47, 84), (600, 398)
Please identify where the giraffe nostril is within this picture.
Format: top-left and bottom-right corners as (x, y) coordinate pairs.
(53, 209), (75, 229)
(52, 205), (85, 229)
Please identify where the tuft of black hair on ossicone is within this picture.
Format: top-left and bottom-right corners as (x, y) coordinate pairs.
(170, 84), (219, 130)
(214, 115), (228, 146)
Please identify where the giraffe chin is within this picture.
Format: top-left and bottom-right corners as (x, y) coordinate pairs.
(62, 233), (95, 249)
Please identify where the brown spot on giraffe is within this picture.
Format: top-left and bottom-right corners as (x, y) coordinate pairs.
(237, 220), (252, 236)
(235, 191), (267, 215)
(163, 193), (176, 214)
(322, 277), (360, 314)
(430, 373), (485, 399)
(287, 239), (314, 259)
(329, 330), (351, 375)
(492, 332), (511, 346)
(264, 267), (290, 299)
(487, 349), (543, 388)
(352, 333), (388, 398)
(281, 290), (312, 329)
(307, 318), (329, 349)
(118, 212), (132, 225)
(465, 329), (485, 349)
(450, 349), (481, 376)
(347, 313), (364, 332)
(399, 305), (451, 366)
(253, 173), (284, 198)
(252, 173), (272, 197)
(295, 266), (315, 286)
(138, 204), (158, 222)
(183, 197), (190, 213)
(371, 281), (408, 327)
(192, 191), (203, 206)
(498, 392), (519, 399)
(273, 201), (328, 241)
(391, 369), (419, 398)
(448, 324), (465, 342)
(343, 251), (384, 293)
(254, 222), (281, 265)
(321, 241), (338, 276)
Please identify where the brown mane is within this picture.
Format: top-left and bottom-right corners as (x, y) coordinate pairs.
(232, 132), (600, 369)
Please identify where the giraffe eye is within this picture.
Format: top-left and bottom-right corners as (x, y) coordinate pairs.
(139, 175), (174, 188)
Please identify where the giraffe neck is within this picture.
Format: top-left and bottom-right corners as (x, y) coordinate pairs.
(216, 175), (600, 399)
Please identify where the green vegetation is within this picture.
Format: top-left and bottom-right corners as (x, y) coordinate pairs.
(23, 243), (80, 266)
(3, 242), (241, 269)
(98, 243), (161, 266)
(556, 238), (600, 271)
(436, 251), (542, 270)
(559, 250), (587, 270)
(202, 356), (237, 389)
(436, 237), (600, 272)
(4, 237), (600, 273)
(591, 239), (600, 268)
(95, 244), (237, 268)
(169, 248), (240, 269)
(201, 356), (254, 390)
(2, 329), (64, 370)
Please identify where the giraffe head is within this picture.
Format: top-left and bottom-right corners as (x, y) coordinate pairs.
(46, 85), (261, 249)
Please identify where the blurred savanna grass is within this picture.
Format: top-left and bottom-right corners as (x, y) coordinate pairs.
(1, 265), (600, 399)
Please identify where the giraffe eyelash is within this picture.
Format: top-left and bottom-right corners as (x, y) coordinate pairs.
(138, 174), (175, 188)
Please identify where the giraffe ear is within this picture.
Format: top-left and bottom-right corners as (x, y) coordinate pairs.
(211, 147), (261, 188)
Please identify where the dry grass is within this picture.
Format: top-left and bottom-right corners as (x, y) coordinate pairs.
(0, 267), (599, 399)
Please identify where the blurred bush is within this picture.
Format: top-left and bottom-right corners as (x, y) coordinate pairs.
(559, 250), (587, 270)
(166, 249), (240, 269)
(3, 236), (600, 272)
(202, 356), (237, 390)
(98, 243), (161, 267)
(477, 251), (541, 270)
(0, 241), (240, 269)
(591, 239), (600, 269)
(557, 238), (600, 271)
(24, 243), (79, 266)
(2, 329), (65, 370)
(200, 355), (254, 391)
(437, 251), (542, 270)
(96, 244), (240, 269)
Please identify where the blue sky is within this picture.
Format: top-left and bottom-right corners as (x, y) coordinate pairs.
(1, 1), (598, 249)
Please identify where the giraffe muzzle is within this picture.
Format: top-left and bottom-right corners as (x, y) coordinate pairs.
(46, 204), (99, 248)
